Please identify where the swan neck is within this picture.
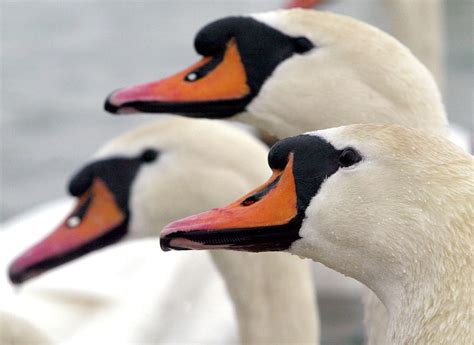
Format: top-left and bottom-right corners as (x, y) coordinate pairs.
(210, 250), (319, 343)
(381, 246), (472, 344)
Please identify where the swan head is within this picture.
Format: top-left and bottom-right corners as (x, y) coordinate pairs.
(104, 9), (446, 136)
(8, 118), (269, 285)
(161, 123), (471, 298)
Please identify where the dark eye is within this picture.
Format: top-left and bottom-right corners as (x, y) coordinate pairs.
(184, 71), (202, 82)
(339, 148), (362, 167)
(141, 149), (158, 163)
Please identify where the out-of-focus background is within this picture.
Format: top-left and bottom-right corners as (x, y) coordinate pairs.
(1, 1), (472, 344)
(1, 0), (472, 221)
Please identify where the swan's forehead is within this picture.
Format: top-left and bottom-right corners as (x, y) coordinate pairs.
(93, 118), (206, 159)
(95, 135), (161, 160)
(92, 118), (266, 165)
(92, 121), (180, 160)
(251, 9), (384, 46)
(313, 125), (400, 156)
(251, 10), (323, 44)
(309, 124), (437, 161)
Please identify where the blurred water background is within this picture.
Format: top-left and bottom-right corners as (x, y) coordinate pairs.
(1, 0), (472, 222)
(0, 1), (472, 344)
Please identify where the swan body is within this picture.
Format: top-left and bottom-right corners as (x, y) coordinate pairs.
(162, 124), (474, 345)
(5, 117), (317, 343)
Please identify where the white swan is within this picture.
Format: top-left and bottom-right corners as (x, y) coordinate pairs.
(104, 9), (447, 137)
(4, 117), (317, 343)
(161, 123), (474, 345)
(104, 9), (455, 341)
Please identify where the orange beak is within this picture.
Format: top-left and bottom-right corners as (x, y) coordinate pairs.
(160, 155), (301, 252)
(104, 39), (251, 117)
(8, 178), (127, 285)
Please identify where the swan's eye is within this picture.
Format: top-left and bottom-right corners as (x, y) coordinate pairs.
(339, 148), (362, 167)
(184, 72), (201, 82)
(141, 149), (158, 163)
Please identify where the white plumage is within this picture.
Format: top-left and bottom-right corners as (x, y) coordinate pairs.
(293, 124), (473, 344)
(1, 118), (317, 344)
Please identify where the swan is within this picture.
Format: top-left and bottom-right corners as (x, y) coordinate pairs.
(103, 9), (455, 341)
(161, 123), (474, 345)
(104, 9), (447, 139)
(1, 202), (238, 344)
(5, 117), (317, 343)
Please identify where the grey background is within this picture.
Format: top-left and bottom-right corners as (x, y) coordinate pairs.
(1, 0), (472, 221)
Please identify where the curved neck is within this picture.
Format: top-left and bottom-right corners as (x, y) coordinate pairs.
(361, 225), (472, 344)
(210, 250), (318, 343)
(243, 99), (447, 142)
(293, 200), (472, 345)
(383, 262), (472, 344)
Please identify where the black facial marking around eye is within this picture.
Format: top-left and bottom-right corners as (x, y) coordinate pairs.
(267, 143), (291, 171)
(338, 148), (362, 167)
(68, 149), (161, 212)
(268, 135), (343, 212)
(104, 17), (316, 119)
(68, 170), (93, 197)
(194, 16), (314, 96)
